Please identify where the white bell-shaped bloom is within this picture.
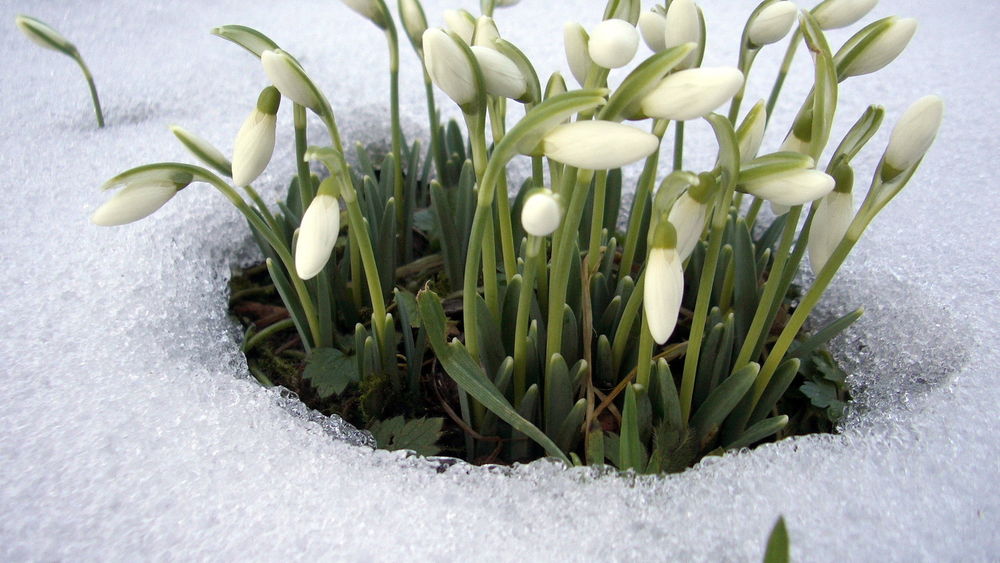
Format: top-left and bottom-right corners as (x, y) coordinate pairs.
(443, 9), (476, 44)
(261, 50), (321, 110)
(563, 22), (592, 86)
(15, 15), (75, 54)
(644, 246), (685, 345)
(588, 19), (639, 69)
(295, 194), (341, 280)
(667, 192), (707, 261)
(540, 121), (659, 170)
(473, 16), (501, 48)
(399, 0), (429, 50)
(808, 190), (854, 273)
(232, 87), (280, 187)
(664, 0), (701, 68)
(884, 95), (944, 173)
(422, 28), (477, 106)
(742, 168), (835, 207)
(736, 101), (767, 162)
(521, 190), (562, 237)
(838, 17), (917, 78)
(812, 0), (878, 30)
(471, 46), (527, 99)
(638, 10), (668, 52)
(640, 67), (744, 121)
(91, 181), (178, 226)
(748, 1), (798, 47)
(339, 0), (385, 27)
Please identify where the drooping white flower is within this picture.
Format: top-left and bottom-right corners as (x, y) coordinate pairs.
(640, 67), (744, 121)
(90, 181), (179, 226)
(883, 95), (944, 173)
(295, 194), (341, 280)
(443, 9), (476, 44)
(399, 0), (429, 50)
(232, 86), (280, 187)
(747, 1), (798, 47)
(664, 0), (701, 68)
(339, 0), (386, 28)
(638, 10), (668, 53)
(521, 190), (562, 237)
(742, 168), (835, 207)
(588, 19), (639, 69)
(540, 121), (660, 170)
(837, 17), (918, 79)
(471, 46), (527, 99)
(422, 28), (477, 106)
(473, 16), (501, 48)
(811, 0), (878, 30)
(667, 192), (708, 261)
(736, 100), (767, 162)
(14, 14), (75, 54)
(643, 220), (684, 345)
(261, 50), (321, 110)
(563, 22), (592, 86)
(808, 190), (854, 274)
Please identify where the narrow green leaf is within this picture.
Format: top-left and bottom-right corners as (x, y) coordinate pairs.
(265, 258), (311, 353)
(690, 362), (759, 444)
(619, 384), (648, 471)
(763, 516), (790, 563)
(556, 398), (587, 453)
(788, 308), (863, 359)
(726, 415), (789, 450)
(544, 354), (573, 436)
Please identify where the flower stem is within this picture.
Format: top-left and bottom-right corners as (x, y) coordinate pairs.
(73, 52), (103, 128)
(586, 170), (609, 275)
(765, 28), (802, 124)
(513, 237), (542, 406)
(385, 27), (405, 243)
(620, 119), (669, 276)
(293, 104), (314, 208)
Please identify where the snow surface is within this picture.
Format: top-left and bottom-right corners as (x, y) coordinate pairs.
(1, 0), (998, 560)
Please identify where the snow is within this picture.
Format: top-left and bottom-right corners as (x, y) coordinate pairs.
(1, 0), (998, 560)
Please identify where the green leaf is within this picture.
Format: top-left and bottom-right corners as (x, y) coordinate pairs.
(800, 380), (840, 409)
(763, 516), (790, 563)
(369, 416), (444, 457)
(619, 384), (648, 471)
(302, 347), (357, 398)
(725, 415), (788, 450)
(788, 308), (863, 360)
(748, 358), (801, 426)
(690, 362), (759, 445)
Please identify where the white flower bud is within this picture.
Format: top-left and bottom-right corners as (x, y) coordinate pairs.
(736, 100), (767, 162)
(541, 121), (660, 170)
(232, 87), (280, 187)
(667, 192), (707, 261)
(422, 28), (477, 106)
(471, 46), (526, 99)
(261, 50), (321, 110)
(640, 67), (744, 121)
(15, 14), (76, 55)
(748, 1), (798, 47)
(812, 0), (878, 30)
(170, 126), (232, 178)
(399, 0), (429, 50)
(808, 190), (854, 273)
(473, 16), (501, 48)
(295, 194), (342, 280)
(779, 130), (811, 155)
(883, 95), (943, 173)
(91, 181), (178, 226)
(443, 9), (476, 44)
(644, 246), (684, 345)
(564, 22), (592, 86)
(664, 0), (701, 68)
(638, 10), (668, 53)
(837, 17), (917, 79)
(495, 0), (520, 6)
(588, 19), (639, 69)
(521, 190), (562, 237)
(339, 0), (386, 28)
(742, 168), (835, 207)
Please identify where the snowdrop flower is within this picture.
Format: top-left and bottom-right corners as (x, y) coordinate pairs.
(563, 22), (592, 86)
(588, 19), (639, 69)
(295, 183), (342, 280)
(170, 125), (232, 178)
(399, 0), (429, 50)
(232, 86), (280, 187)
(742, 168), (835, 207)
(261, 50), (321, 110)
(471, 46), (527, 99)
(14, 14), (75, 54)
(811, 0), (878, 30)
(747, 1), (798, 47)
(339, 0), (387, 28)
(90, 181), (180, 226)
(521, 189), (562, 237)
(836, 17), (917, 79)
(544, 72), (567, 100)
(808, 164), (855, 273)
(882, 95), (943, 176)
(443, 9), (476, 44)
(644, 220), (684, 345)
(422, 28), (477, 106)
(540, 121), (660, 170)
(638, 10), (668, 53)
(473, 16), (501, 48)
(736, 100), (767, 162)
(779, 129), (811, 155)
(640, 67), (744, 121)
(495, 0), (520, 6)
(667, 192), (708, 261)
(664, 0), (701, 68)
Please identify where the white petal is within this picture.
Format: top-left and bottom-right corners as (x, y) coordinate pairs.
(563, 22), (591, 87)
(667, 193), (707, 261)
(640, 67), (744, 121)
(443, 9), (475, 44)
(779, 131), (811, 155)
(261, 51), (321, 110)
(471, 46), (526, 99)
(638, 11), (667, 53)
(295, 195), (341, 279)
(91, 182), (176, 226)
(884, 95), (944, 172)
(644, 247), (684, 345)
(423, 28), (477, 106)
(808, 190), (854, 273)
(664, 0), (701, 68)
(588, 19), (639, 69)
(521, 191), (562, 237)
(748, 1), (798, 47)
(840, 17), (917, 78)
(743, 169), (835, 207)
(340, 0), (380, 21)
(541, 121), (660, 170)
(737, 102), (767, 163)
(232, 111), (277, 187)
(812, 0), (878, 30)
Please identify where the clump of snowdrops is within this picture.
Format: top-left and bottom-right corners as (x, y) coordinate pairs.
(90, 0), (941, 472)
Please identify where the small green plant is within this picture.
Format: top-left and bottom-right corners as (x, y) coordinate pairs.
(92, 0), (941, 472)
(15, 15), (104, 127)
